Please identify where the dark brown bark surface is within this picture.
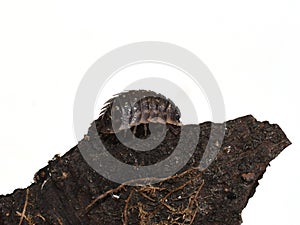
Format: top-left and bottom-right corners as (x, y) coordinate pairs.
(0, 115), (291, 225)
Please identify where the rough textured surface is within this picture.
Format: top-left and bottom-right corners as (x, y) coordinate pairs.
(0, 115), (291, 225)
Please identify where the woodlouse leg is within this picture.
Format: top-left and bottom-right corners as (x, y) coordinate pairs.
(144, 124), (147, 136)
(168, 125), (180, 136)
(133, 125), (137, 135)
(123, 129), (128, 138)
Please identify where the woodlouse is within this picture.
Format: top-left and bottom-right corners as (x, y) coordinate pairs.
(97, 90), (182, 134)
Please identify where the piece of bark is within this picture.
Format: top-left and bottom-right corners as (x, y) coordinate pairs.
(0, 115), (291, 225)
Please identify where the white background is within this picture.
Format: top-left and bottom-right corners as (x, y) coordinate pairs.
(0, 1), (299, 224)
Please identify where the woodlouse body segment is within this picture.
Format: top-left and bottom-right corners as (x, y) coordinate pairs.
(97, 90), (182, 134)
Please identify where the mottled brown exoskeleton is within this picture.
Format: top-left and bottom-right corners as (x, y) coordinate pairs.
(97, 90), (182, 135)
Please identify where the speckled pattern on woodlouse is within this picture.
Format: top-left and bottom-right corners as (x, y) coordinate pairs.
(97, 90), (182, 134)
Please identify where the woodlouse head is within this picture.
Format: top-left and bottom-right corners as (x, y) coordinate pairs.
(97, 90), (182, 134)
